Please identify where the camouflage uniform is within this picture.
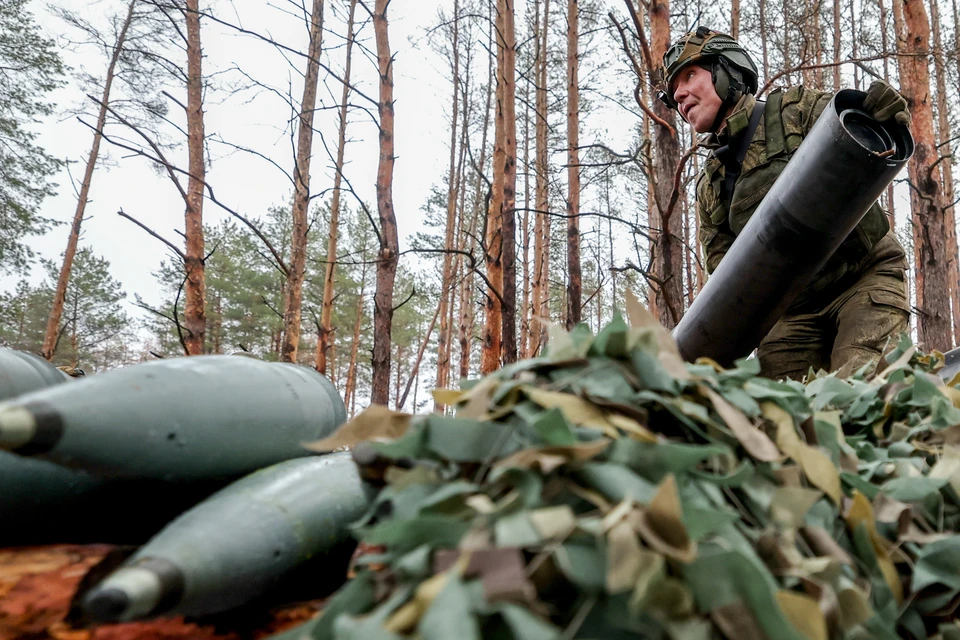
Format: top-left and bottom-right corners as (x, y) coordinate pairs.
(696, 87), (909, 380)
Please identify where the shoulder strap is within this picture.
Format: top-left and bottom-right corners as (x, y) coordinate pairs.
(722, 100), (766, 209)
(765, 90), (786, 158)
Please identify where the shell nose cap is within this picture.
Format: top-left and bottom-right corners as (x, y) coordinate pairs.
(0, 401), (63, 455)
(0, 404), (37, 450)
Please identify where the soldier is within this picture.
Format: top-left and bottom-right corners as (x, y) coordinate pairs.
(659, 27), (911, 380)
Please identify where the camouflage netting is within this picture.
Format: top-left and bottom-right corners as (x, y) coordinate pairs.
(290, 294), (960, 640)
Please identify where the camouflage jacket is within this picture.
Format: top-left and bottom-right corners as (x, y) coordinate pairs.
(696, 87), (904, 310)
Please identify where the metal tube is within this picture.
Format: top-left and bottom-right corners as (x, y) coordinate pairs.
(673, 90), (914, 365)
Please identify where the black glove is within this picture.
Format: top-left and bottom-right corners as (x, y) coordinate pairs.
(863, 80), (911, 127)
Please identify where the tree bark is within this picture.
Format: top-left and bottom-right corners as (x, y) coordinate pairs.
(344, 258), (367, 418)
(316, 0), (357, 374)
(459, 16), (494, 380)
(930, 0), (958, 347)
(648, 0), (682, 328)
(879, 0), (897, 228)
(42, 0), (137, 361)
(281, 0), (324, 363)
(896, 0), (953, 349)
(530, 0), (550, 355)
(481, 0), (506, 375)
(731, 0), (740, 38)
(565, 0), (581, 330)
(370, 0), (399, 405)
(520, 46), (532, 359)
(436, 0), (461, 394)
(183, 0), (206, 355)
(500, 0), (518, 364)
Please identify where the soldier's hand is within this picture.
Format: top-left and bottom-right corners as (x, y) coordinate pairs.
(863, 80), (911, 128)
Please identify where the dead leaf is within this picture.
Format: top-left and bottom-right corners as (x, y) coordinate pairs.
(767, 402), (842, 505)
(704, 386), (782, 462)
(633, 474), (697, 563)
(494, 439), (611, 474)
(776, 589), (828, 640)
(302, 404), (411, 452)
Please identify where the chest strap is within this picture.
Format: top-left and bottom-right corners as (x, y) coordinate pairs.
(721, 100), (766, 209)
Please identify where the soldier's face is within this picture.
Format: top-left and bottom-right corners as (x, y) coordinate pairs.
(672, 65), (723, 133)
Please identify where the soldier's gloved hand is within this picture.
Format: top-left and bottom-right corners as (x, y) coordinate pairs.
(863, 80), (911, 127)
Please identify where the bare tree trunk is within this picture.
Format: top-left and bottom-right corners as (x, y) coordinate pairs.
(648, 0), (683, 328)
(896, 0), (953, 348)
(731, 0), (740, 37)
(370, 0), (399, 405)
(281, 0), (325, 363)
(481, 0), (506, 375)
(436, 0), (461, 393)
(835, 0), (845, 91)
(344, 260), (367, 418)
(530, 0), (550, 356)
(565, 0), (582, 329)
(879, 0), (897, 228)
(183, 0), (206, 355)
(501, 0), (519, 364)
(931, 0), (958, 347)
(520, 60), (532, 358)
(317, 0), (357, 374)
(400, 301), (442, 407)
(42, 0), (137, 361)
(460, 22), (495, 380)
(393, 342), (404, 410)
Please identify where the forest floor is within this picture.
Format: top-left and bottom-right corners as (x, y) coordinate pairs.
(0, 546), (321, 640)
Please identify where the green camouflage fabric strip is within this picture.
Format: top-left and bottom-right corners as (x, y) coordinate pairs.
(280, 294), (960, 640)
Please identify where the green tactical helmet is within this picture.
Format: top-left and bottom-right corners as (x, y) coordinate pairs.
(658, 27), (759, 112)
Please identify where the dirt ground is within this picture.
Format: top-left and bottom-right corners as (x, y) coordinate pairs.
(0, 546), (321, 640)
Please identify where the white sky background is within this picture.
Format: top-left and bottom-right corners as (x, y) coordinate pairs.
(7, 0), (920, 339)
(10, 0), (503, 310)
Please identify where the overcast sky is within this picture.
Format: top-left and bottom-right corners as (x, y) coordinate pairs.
(10, 0), (463, 313)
